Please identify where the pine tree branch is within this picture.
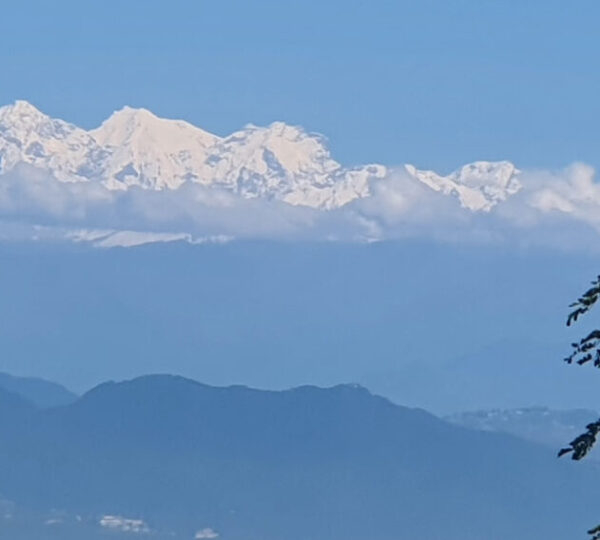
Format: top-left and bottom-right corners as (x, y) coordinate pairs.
(558, 418), (600, 460)
(567, 276), (600, 326)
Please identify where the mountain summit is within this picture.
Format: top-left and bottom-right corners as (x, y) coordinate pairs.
(89, 106), (219, 190)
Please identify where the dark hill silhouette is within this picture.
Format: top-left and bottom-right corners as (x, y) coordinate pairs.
(0, 375), (597, 540)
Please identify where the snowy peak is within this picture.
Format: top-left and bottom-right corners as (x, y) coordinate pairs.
(405, 161), (521, 211)
(91, 106), (218, 148)
(92, 106), (159, 144)
(90, 106), (220, 190)
(215, 121), (337, 176)
(0, 101), (101, 182)
(202, 122), (386, 208)
(0, 100), (48, 123)
(0, 100), (81, 144)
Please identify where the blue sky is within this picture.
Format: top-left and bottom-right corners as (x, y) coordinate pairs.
(2, 0), (600, 171)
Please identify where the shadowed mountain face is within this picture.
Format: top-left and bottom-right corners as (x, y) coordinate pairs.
(0, 375), (597, 540)
(0, 372), (77, 408)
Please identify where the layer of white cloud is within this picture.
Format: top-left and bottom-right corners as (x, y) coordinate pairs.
(1, 162), (600, 250)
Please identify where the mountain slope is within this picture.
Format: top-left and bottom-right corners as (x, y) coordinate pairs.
(0, 374), (596, 540)
(0, 372), (77, 408)
(0, 385), (37, 416)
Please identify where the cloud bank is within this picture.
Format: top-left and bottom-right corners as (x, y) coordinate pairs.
(1, 160), (599, 250)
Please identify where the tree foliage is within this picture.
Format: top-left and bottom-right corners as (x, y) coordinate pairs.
(558, 275), (600, 538)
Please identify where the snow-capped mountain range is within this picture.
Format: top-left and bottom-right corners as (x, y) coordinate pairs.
(2, 99), (595, 248)
(0, 100), (519, 212)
